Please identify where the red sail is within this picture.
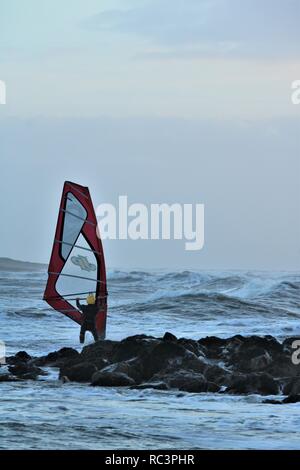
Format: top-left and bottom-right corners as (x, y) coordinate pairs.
(43, 181), (107, 338)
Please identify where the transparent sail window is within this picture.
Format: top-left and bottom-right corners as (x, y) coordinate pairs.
(61, 192), (87, 260)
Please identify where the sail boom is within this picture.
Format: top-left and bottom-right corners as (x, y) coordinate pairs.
(48, 271), (106, 284)
(54, 239), (102, 256)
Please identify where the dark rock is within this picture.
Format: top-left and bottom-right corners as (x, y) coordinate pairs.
(163, 332), (177, 342)
(177, 352), (208, 374)
(6, 350), (33, 365)
(224, 335), (282, 367)
(249, 352), (273, 372)
(263, 398), (282, 405)
(112, 336), (159, 363)
(91, 358), (110, 370)
(81, 340), (118, 363)
(60, 362), (98, 383)
(264, 394), (300, 405)
(266, 354), (300, 378)
(204, 364), (232, 386)
(165, 370), (208, 393)
(15, 351), (32, 362)
(198, 336), (228, 359)
(282, 337), (300, 353)
(283, 378), (300, 396)
(91, 370), (135, 387)
(207, 381), (221, 393)
(8, 363), (46, 380)
(98, 359), (143, 384)
(282, 394), (300, 404)
(0, 374), (20, 382)
(227, 372), (279, 395)
(35, 347), (80, 366)
(132, 381), (170, 391)
(178, 338), (206, 357)
(139, 341), (187, 380)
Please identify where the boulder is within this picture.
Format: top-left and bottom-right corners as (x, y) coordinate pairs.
(176, 352), (208, 374)
(35, 347), (80, 366)
(6, 350), (32, 365)
(283, 377), (300, 396)
(91, 370), (135, 387)
(81, 340), (118, 363)
(163, 332), (177, 342)
(111, 336), (159, 363)
(15, 351), (32, 362)
(198, 336), (229, 359)
(60, 362), (98, 383)
(0, 374), (20, 382)
(132, 381), (170, 391)
(227, 372), (279, 395)
(178, 338), (206, 357)
(204, 364), (232, 386)
(139, 341), (187, 380)
(8, 362), (48, 380)
(8, 363), (47, 380)
(264, 394), (300, 405)
(98, 359), (143, 384)
(151, 368), (211, 393)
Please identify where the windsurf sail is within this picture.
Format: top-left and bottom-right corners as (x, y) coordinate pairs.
(43, 181), (108, 338)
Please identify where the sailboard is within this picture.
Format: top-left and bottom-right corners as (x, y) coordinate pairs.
(43, 181), (108, 338)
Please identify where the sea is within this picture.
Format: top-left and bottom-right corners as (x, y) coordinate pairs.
(0, 268), (300, 450)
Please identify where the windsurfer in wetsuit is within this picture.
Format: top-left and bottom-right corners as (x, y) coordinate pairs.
(76, 294), (99, 344)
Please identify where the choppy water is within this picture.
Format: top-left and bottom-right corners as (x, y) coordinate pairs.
(1, 269), (300, 449)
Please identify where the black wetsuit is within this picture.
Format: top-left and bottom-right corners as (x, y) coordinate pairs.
(76, 300), (99, 344)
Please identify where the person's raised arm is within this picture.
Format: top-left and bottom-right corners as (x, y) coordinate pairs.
(76, 298), (83, 311)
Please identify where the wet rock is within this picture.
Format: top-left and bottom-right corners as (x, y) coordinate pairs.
(0, 374), (20, 382)
(204, 364), (232, 386)
(249, 352), (273, 372)
(15, 351), (32, 362)
(160, 370), (209, 393)
(60, 362), (98, 383)
(35, 347), (80, 366)
(207, 381), (221, 393)
(234, 350), (273, 373)
(282, 337), (300, 353)
(176, 352), (208, 374)
(266, 354), (300, 378)
(98, 359), (143, 384)
(91, 358), (110, 370)
(81, 340), (118, 363)
(6, 350), (33, 365)
(282, 378), (300, 396)
(7, 333), (300, 396)
(178, 338), (206, 357)
(264, 394), (300, 405)
(112, 336), (159, 363)
(8, 363), (47, 380)
(139, 341), (187, 380)
(227, 372), (279, 395)
(223, 335), (282, 367)
(198, 336), (228, 359)
(282, 394), (300, 404)
(132, 381), (170, 391)
(163, 332), (177, 342)
(263, 398), (282, 405)
(91, 370), (135, 387)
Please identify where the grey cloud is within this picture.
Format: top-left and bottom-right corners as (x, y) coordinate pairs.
(0, 116), (299, 269)
(82, 0), (300, 59)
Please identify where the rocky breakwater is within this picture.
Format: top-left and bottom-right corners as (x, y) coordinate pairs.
(3, 333), (300, 403)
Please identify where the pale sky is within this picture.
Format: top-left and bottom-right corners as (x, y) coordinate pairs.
(0, 0), (299, 269)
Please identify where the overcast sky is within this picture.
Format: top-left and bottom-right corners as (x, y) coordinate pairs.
(0, 0), (299, 269)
